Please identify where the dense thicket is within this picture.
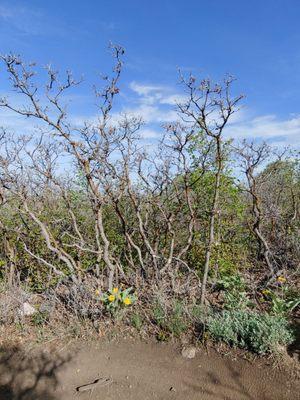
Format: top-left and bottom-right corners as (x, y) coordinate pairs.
(0, 47), (299, 353)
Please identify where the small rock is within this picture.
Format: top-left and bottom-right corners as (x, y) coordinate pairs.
(169, 386), (176, 392)
(19, 302), (36, 316)
(181, 346), (196, 359)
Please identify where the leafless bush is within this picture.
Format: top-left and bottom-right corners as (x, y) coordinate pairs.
(0, 46), (298, 314)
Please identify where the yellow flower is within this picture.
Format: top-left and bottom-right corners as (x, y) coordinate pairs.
(123, 297), (131, 306)
(95, 289), (100, 296)
(112, 287), (119, 294)
(277, 276), (286, 284)
(262, 289), (271, 296)
(108, 294), (115, 302)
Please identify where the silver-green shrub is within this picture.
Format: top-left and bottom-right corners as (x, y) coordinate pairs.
(207, 310), (294, 354)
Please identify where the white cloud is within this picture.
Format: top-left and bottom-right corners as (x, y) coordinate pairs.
(130, 82), (300, 147)
(118, 104), (178, 124)
(0, 107), (39, 134)
(139, 128), (160, 139)
(2, 78), (299, 149)
(118, 80), (189, 125)
(0, 4), (45, 35)
(129, 82), (165, 97)
(129, 81), (187, 106)
(63, 87), (300, 149)
(159, 94), (187, 105)
(227, 114), (300, 146)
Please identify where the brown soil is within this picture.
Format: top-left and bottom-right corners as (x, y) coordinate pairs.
(0, 338), (299, 400)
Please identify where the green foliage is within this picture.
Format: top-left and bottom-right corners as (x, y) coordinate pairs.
(187, 168), (250, 277)
(157, 331), (169, 341)
(99, 287), (137, 314)
(131, 313), (143, 331)
(270, 295), (300, 316)
(218, 274), (246, 291)
(31, 310), (49, 327)
(167, 301), (187, 337)
(153, 302), (165, 324)
(153, 300), (187, 338)
(218, 274), (250, 310)
(0, 260), (6, 280)
(262, 285), (300, 316)
(191, 304), (207, 322)
(207, 310), (294, 354)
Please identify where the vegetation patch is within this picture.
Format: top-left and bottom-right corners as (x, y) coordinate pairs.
(0, 46), (298, 359)
(207, 310), (294, 354)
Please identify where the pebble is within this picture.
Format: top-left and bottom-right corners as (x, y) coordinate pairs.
(181, 346), (196, 359)
(19, 302), (36, 316)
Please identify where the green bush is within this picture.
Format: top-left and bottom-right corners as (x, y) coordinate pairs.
(31, 311), (49, 327)
(263, 284), (300, 316)
(131, 313), (143, 331)
(153, 300), (187, 338)
(217, 274), (250, 310)
(270, 293), (300, 316)
(207, 310), (294, 354)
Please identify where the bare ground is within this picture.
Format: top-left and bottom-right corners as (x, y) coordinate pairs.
(0, 338), (299, 400)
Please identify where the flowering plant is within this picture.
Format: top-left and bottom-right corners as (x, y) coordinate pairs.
(261, 278), (300, 316)
(276, 276), (286, 284)
(97, 287), (137, 312)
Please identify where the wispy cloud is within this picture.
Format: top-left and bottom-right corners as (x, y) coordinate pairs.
(0, 0), (117, 37)
(129, 81), (187, 106)
(139, 128), (161, 139)
(0, 106), (44, 136)
(1, 77), (299, 149)
(109, 80), (187, 126)
(128, 81), (300, 147)
(114, 104), (178, 124)
(0, 4), (47, 36)
(227, 114), (300, 146)
(0, 4), (116, 38)
(64, 82), (300, 149)
(129, 82), (166, 97)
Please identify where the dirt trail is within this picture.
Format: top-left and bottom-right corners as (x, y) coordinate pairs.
(0, 338), (299, 400)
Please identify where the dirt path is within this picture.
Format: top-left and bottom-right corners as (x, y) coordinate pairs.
(0, 338), (299, 400)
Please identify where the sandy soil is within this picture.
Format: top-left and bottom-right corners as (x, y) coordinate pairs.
(0, 338), (299, 400)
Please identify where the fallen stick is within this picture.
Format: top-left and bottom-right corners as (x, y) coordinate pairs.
(76, 377), (112, 392)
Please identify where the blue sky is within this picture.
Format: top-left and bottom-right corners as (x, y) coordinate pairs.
(0, 0), (300, 147)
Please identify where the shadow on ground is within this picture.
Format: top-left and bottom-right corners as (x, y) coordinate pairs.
(214, 362), (259, 400)
(184, 359), (260, 400)
(287, 318), (300, 362)
(0, 344), (70, 400)
(180, 349), (297, 400)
